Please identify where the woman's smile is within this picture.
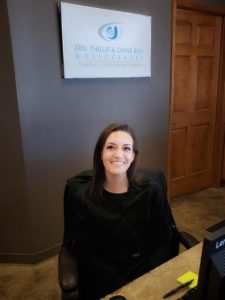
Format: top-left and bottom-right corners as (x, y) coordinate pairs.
(111, 161), (124, 165)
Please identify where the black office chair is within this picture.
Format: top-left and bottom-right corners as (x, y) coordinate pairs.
(58, 169), (199, 300)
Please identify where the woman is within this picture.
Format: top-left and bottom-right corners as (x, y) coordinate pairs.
(63, 123), (179, 300)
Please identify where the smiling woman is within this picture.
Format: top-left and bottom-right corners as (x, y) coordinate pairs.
(101, 130), (135, 193)
(90, 124), (139, 199)
(62, 123), (179, 300)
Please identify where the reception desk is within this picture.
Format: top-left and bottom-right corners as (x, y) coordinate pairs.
(103, 243), (202, 300)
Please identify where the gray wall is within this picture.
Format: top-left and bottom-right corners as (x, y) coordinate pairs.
(1, 0), (171, 262)
(0, 0), (223, 263)
(0, 0), (32, 258)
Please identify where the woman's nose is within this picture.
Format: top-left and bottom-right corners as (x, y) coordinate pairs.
(114, 148), (123, 157)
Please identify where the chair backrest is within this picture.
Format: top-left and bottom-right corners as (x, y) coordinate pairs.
(135, 168), (180, 258)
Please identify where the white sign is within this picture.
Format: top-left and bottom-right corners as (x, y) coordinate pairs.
(60, 2), (151, 78)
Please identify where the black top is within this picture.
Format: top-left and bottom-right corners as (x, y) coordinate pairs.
(63, 169), (179, 299)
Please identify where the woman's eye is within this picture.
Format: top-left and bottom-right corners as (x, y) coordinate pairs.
(106, 145), (114, 150)
(124, 146), (131, 151)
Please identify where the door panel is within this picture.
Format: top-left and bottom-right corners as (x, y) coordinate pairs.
(189, 125), (209, 173)
(174, 56), (191, 112)
(195, 57), (213, 109)
(169, 9), (222, 197)
(171, 128), (187, 178)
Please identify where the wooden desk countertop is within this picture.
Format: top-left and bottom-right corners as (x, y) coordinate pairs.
(103, 243), (202, 300)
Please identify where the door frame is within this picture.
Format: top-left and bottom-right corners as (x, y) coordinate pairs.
(168, 0), (225, 198)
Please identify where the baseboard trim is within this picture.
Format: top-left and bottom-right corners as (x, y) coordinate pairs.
(0, 243), (61, 264)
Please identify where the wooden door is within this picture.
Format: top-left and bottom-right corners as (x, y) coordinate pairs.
(222, 125), (225, 180)
(222, 115), (225, 181)
(168, 8), (222, 198)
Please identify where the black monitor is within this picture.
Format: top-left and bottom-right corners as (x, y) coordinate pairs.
(196, 219), (225, 299)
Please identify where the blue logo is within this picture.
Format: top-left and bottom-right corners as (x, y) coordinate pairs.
(98, 23), (122, 41)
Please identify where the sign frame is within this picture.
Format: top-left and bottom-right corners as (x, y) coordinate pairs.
(59, 2), (151, 79)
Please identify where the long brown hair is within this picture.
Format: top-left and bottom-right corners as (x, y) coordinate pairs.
(88, 123), (139, 200)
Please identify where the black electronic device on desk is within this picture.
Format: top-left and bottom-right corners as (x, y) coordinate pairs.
(179, 219), (225, 300)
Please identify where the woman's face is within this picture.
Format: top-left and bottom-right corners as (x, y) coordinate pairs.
(101, 130), (135, 178)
